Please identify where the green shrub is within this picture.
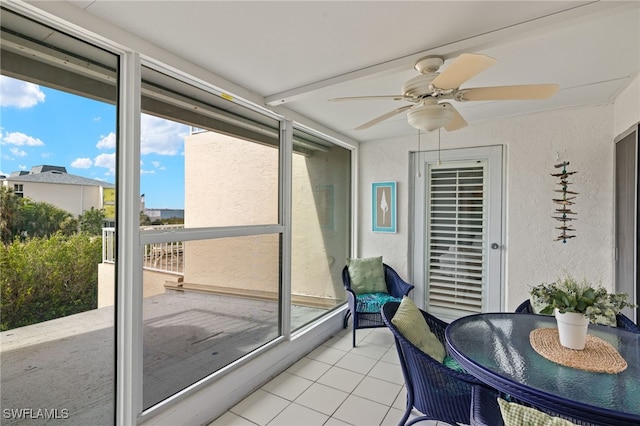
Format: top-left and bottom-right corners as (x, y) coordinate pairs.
(1, 187), (78, 244)
(0, 232), (101, 331)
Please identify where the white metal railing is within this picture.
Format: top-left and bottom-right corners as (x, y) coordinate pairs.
(102, 225), (184, 275)
(102, 227), (116, 263)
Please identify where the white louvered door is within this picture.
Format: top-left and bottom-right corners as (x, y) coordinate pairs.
(411, 146), (503, 321)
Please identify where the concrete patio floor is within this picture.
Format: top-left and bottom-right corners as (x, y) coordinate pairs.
(0, 290), (329, 425)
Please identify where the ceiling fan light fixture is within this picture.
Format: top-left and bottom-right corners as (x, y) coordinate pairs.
(332, 52), (558, 133)
(407, 101), (454, 132)
(414, 56), (444, 73)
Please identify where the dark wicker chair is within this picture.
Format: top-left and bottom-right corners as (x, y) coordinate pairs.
(342, 264), (413, 347)
(514, 299), (536, 314)
(381, 301), (486, 426)
(470, 386), (504, 426)
(615, 312), (640, 333)
(515, 299), (640, 333)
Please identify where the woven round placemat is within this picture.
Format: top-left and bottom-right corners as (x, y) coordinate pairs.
(529, 328), (627, 374)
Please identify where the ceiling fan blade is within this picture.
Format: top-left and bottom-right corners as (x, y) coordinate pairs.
(329, 95), (407, 102)
(431, 53), (497, 90)
(442, 103), (468, 131)
(456, 84), (559, 101)
(354, 105), (413, 130)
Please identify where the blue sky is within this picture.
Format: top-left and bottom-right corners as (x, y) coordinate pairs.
(0, 75), (188, 209)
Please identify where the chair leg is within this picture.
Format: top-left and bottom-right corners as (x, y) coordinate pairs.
(343, 310), (351, 329)
(398, 402), (411, 426)
(399, 391), (415, 426)
(353, 324), (356, 348)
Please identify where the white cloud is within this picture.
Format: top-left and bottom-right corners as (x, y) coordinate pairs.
(94, 152), (116, 175)
(140, 169), (156, 175)
(71, 157), (93, 169)
(96, 132), (116, 149)
(141, 114), (188, 155)
(94, 116), (188, 156)
(0, 76), (46, 108)
(2, 131), (44, 146)
(9, 147), (27, 157)
(18, 165), (27, 170)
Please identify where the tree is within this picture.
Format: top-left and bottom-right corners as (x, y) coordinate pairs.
(20, 199), (75, 238)
(0, 188), (79, 243)
(0, 187), (22, 244)
(60, 216), (80, 236)
(79, 207), (106, 235)
(140, 211), (152, 226)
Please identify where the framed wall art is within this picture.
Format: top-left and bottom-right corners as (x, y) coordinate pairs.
(372, 181), (396, 233)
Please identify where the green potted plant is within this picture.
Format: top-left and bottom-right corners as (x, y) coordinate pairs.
(529, 275), (636, 350)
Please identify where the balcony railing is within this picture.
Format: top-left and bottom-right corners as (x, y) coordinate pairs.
(102, 225), (184, 275)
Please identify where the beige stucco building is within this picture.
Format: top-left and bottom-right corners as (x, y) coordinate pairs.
(181, 130), (349, 308)
(1, 165), (115, 220)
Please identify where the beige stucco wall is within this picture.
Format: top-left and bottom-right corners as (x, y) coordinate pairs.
(183, 132), (348, 306)
(291, 145), (350, 302)
(359, 103), (625, 311)
(12, 181), (104, 217)
(185, 133), (279, 227)
(183, 132), (279, 297)
(97, 263), (175, 308)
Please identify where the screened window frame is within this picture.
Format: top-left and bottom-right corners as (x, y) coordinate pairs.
(136, 60), (292, 419)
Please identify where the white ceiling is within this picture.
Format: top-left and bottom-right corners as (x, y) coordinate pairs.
(68, 1), (639, 143)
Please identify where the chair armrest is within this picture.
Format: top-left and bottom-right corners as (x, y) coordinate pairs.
(342, 266), (356, 309)
(383, 264), (415, 298)
(421, 309), (449, 344)
(344, 286), (357, 310)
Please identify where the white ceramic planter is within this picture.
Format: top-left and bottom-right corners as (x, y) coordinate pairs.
(554, 309), (589, 350)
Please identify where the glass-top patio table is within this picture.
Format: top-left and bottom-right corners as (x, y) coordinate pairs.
(445, 313), (640, 426)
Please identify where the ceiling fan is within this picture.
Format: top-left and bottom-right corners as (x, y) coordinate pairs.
(330, 53), (559, 132)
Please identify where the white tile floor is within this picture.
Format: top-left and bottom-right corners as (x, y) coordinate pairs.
(208, 327), (449, 426)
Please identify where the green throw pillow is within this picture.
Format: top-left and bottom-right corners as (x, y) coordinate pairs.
(347, 256), (387, 295)
(391, 296), (446, 362)
(497, 398), (577, 426)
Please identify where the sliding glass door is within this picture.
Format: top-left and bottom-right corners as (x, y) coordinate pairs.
(1, 4), (353, 423)
(1, 8), (118, 424)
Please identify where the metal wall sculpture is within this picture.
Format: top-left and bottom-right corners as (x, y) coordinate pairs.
(552, 161), (577, 243)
